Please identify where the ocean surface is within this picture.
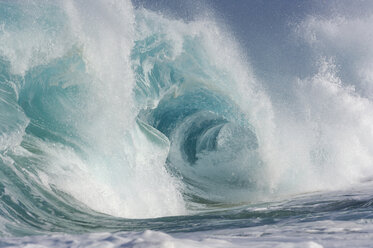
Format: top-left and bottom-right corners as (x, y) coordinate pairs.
(1, 0), (373, 247)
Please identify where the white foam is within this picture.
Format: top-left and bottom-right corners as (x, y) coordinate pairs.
(297, 15), (373, 97)
(0, 2), (74, 75)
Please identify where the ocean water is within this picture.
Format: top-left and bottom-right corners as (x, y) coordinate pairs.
(0, 0), (373, 247)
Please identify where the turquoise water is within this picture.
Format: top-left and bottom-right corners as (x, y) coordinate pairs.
(1, 1), (373, 247)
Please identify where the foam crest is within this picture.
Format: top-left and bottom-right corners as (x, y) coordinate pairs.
(0, 1), (74, 75)
(295, 59), (373, 187)
(55, 0), (186, 218)
(298, 15), (373, 97)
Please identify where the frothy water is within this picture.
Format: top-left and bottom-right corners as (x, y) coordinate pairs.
(0, 0), (373, 247)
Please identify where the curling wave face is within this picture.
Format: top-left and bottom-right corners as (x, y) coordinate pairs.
(0, 0), (273, 231)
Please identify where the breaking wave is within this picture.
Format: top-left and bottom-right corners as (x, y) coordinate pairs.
(0, 0), (373, 237)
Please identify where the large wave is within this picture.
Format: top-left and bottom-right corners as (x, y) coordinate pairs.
(0, 0), (373, 236)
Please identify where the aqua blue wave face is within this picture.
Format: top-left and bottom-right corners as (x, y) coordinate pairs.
(0, 59), (27, 150)
(131, 16), (265, 205)
(0, 1), (267, 233)
(18, 51), (90, 149)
